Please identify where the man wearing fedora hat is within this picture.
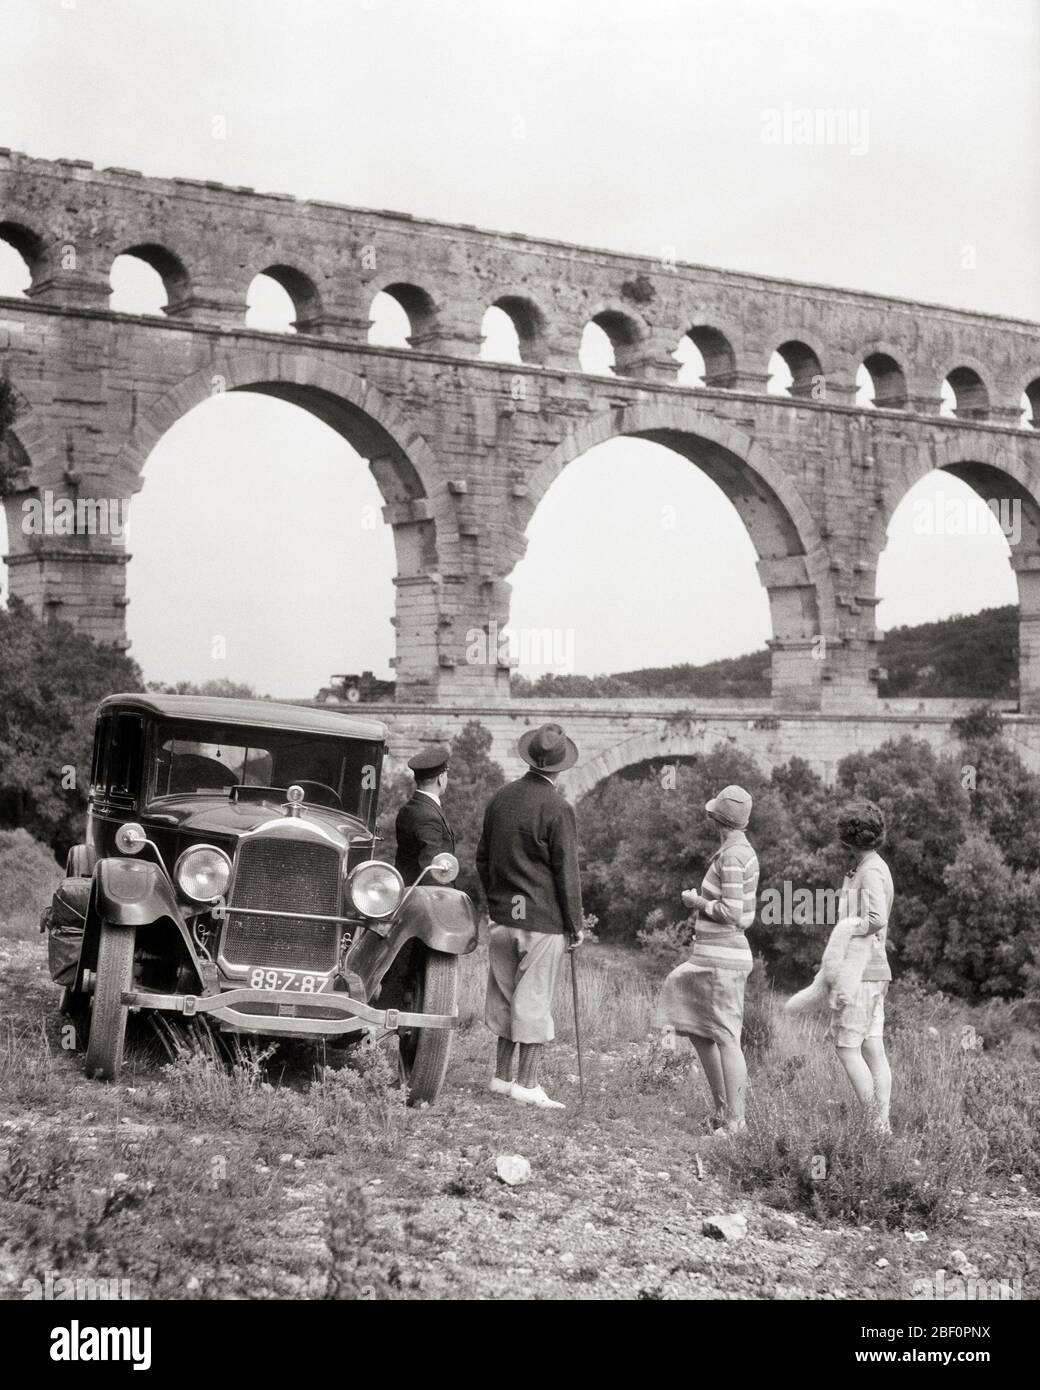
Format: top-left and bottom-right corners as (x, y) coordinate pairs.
(394, 745), (456, 885)
(476, 723), (583, 1110)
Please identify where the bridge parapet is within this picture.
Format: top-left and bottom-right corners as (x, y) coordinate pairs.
(363, 699), (1037, 802)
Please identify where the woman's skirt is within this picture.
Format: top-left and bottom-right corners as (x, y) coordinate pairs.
(655, 961), (746, 1045)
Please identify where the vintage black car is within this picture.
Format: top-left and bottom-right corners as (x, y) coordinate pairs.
(43, 694), (479, 1103)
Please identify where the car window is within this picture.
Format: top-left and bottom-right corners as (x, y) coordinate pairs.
(149, 721), (382, 821)
(90, 713), (143, 800)
(158, 739), (261, 794)
(110, 715), (144, 797)
(90, 716), (111, 796)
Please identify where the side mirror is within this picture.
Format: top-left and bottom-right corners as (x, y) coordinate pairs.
(115, 823), (147, 856)
(428, 852), (459, 885)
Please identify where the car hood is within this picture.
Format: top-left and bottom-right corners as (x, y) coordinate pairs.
(141, 794), (374, 844)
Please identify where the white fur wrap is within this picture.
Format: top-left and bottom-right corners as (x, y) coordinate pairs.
(784, 916), (871, 1013)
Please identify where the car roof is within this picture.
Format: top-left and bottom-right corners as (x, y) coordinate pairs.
(98, 693), (388, 742)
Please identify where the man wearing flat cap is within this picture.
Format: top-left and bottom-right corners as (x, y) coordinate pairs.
(395, 745), (456, 885)
(477, 722), (584, 1110)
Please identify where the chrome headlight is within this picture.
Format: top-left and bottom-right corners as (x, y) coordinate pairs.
(349, 860), (403, 919)
(175, 845), (232, 903)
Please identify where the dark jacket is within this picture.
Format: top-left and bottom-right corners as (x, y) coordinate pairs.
(476, 771), (584, 936)
(394, 793), (456, 885)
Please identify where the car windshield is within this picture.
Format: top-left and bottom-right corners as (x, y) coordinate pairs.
(148, 720), (382, 821)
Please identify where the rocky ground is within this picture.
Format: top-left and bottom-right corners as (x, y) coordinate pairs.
(1, 930), (1036, 1301)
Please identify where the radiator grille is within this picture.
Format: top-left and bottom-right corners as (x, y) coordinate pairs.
(222, 836), (342, 971)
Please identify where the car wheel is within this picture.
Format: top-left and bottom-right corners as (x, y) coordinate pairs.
(397, 948), (458, 1107)
(84, 922), (135, 1081)
(66, 844), (93, 877)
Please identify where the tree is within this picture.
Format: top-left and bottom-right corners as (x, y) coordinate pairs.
(440, 721), (505, 902)
(146, 678), (265, 699)
(955, 733), (1040, 871)
(935, 831), (1040, 998)
(0, 601), (143, 855)
(834, 736), (971, 976)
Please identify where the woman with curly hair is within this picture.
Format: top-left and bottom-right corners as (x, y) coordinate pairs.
(831, 799), (894, 1132)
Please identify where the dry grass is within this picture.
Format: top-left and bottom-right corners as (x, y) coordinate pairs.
(708, 994), (1039, 1229)
(3, 869), (1038, 1297)
(458, 938), (657, 1049)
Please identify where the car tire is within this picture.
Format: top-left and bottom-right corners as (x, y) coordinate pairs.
(66, 844), (93, 878)
(397, 948), (457, 1107)
(84, 922), (135, 1081)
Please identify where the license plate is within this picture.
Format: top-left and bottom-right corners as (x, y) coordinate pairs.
(248, 968), (328, 994)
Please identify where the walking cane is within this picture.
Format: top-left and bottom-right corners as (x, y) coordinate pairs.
(569, 937), (586, 1105)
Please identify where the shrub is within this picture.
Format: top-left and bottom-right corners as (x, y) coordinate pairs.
(0, 602), (142, 854)
(934, 831), (1040, 998)
(0, 828), (61, 933)
(951, 704), (1005, 743)
(965, 1058), (1040, 1186)
(716, 1011), (987, 1228)
(636, 907), (694, 966)
(578, 728), (1040, 1000)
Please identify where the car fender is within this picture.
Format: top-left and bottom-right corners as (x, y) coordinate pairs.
(351, 885), (479, 1000)
(75, 859), (200, 988)
(394, 885), (480, 956)
(93, 858), (183, 928)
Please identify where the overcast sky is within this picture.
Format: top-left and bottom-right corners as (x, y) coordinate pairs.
(1, 0), (1037, 694)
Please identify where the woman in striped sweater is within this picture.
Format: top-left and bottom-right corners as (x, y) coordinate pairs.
(655, 784), (760, 1134)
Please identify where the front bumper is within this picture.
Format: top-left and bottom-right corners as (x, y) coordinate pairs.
(121, 986), (457, 1039)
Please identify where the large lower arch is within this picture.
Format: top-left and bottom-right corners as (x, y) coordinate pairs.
(876, 433), (1040, 711)
(564, 730), (710, 802)
(516, 402), (833, 710)
(114, 352), (452, 696)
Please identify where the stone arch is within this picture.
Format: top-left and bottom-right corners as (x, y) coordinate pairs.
(114, 351), (454, 696)
(117, 352), (437, 496)
(580, 302), (651, 376)
(515, 400), (833, 709)
(245, 262), (322, 331)
(877, 432), (1040, 710)
(769, 335), (827, 398)
(676, 322), (738, 387)
(877, 433), (1040, 535)
(109, 242), (192, 315)
(1018, 373), (1040, 429)
(856, 342), (909, 409)
(0, 217), (46, 290)
(563, 730), (708, 802)
(366, 279), (440, 346)
(938, 358), (991, 420)
(483, 290), (551, 365)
